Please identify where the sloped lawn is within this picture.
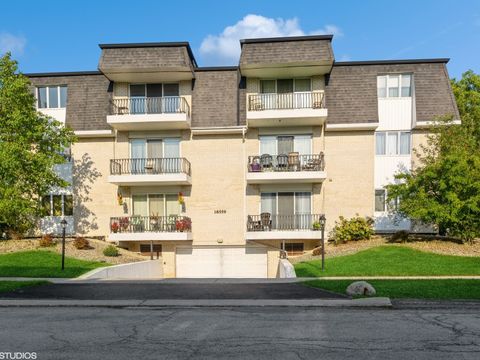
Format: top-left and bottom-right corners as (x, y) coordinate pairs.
(0, 250), (108, 278)
(295, 246), (480, 277)
(303, 279), (480, 299)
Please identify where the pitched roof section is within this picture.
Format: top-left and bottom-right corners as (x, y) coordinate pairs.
(325, 61), (460, 125)
(239, 35), (334, 77)
(98, 42), (196, 82)
(29, 73), (111, 131)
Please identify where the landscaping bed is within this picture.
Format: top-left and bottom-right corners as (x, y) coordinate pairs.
(0, 238), (145, 265)
(294, 246), (480, 277)
(304, 279), (480, 300)
(0, 250), (108, 278)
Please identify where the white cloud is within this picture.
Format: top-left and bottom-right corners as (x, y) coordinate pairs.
(199, 14), (342, 65)
(0, 32), (26, 55)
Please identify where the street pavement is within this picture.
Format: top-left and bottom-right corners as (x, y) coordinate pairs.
(0, 305), (479, 359)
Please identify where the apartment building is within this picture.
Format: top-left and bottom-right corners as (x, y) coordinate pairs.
(28, 35), (459, 278)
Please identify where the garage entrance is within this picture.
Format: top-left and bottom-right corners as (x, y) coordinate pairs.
(175, 246), (268, 278)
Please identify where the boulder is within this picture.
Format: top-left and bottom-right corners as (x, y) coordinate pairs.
(346, 281), (376, 296)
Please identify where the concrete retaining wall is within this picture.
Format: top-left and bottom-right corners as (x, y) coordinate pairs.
(278, 259), (296, 278)
(78, 260), (163, 280)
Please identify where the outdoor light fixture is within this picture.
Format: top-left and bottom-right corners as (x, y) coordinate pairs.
(60, 219), (67, 270)
(319, 215), (326, 271)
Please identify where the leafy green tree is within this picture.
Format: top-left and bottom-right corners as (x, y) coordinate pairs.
(387, 71), (480, 242)
(0, 53), (75, 236)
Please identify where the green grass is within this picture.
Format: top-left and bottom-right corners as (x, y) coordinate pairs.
(295, 246), (480, 277)
(0, 280), (49, 293)
(0, 250), (108, 278)
(304, 279), (480, 299)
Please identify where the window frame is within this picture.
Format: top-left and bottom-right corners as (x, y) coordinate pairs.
(377, 74), (412, 99)
(131, 193), (181, 217)
(259, 78), (313, 94)
(41, 194), (73, 217)
(129, 137), (181, 158)
(258, 134), (313, 155)
(375, 131), (411, 156)
(375, 189), (386, 212)
(37, 85), (67, 109)
(128, 83), (180, 98)
(260, 191), (313, 215)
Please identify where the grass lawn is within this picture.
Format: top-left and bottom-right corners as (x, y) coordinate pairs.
(295, 246), (480, 277)
(0, 280), (49, 293)
(304, 279), (480, 299)
(0, 250), (108, 278)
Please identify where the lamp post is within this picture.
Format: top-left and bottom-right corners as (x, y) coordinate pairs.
(319, 215), (326, 272)
(60, 219), (67, 270)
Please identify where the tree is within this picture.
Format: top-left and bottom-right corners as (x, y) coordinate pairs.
(386, 71), (480, 242)
(0, 53), (75, 236)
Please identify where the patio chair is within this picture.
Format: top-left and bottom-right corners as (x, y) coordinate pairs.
(288, 152), (300, 171)
(247, 215), (262, 231)
(276, 154), (288, 171)
(249, 156), (261, 172)
(260, 212), (272, 231)
(260, 154), (273, 171)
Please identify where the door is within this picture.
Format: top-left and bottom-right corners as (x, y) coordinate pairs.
(147, 140), (162, 173)
(146, 84), (162, 113)
(295, 192), (312, 229)
(277, 192), (294, 230)
(132, 195), (148, 232)
(294, 78), (312, 108)
(130, 139), (146, 174)
(163, 138), (180, 173)
(129, 84), (146, 114)
(276, 79), (294, 109)
(163, 83), (180, 113)
(175, 246), (268, 278)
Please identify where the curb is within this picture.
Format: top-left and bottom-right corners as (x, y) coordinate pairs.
(0, 297), (392, 308)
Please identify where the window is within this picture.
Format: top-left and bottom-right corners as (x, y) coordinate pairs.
(285, 243), (304, 256)
(259, 135), (312, 155)
(375, 131), (411, 155)
(375, 189), (386, 212)
(140, 244), (162, 258)
(132, 194), (181, 217)
(377, 74), (412, 98)
(259, 79), (312, 94)
(375, 133), (386, 155)
(37, 86), (67, 108)
(41, 194), (73, 217)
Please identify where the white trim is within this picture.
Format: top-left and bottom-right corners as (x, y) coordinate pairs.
(246, 230), (322, 240)
(414, 119), (461, 129)
(191, 126), (247, 135)
(325, 122), (379, 131)
(109, 232), (192, 242)
(74, 130), (114, 137)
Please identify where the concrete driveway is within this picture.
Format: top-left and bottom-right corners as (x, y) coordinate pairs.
(1, 281), (347, 300)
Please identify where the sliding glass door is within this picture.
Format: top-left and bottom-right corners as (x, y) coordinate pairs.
(260, 192), (312, 230)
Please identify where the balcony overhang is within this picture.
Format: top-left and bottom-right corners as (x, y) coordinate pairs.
(246, 171), (327, 184)
(240, 62), (333, 78)
(100, 68), (194, 83)
(106, 113), (190, 131)
(247, 109), (327, 127)
(109, 232), (193, 242)
(108, 173), (191, 186)
(246, 230), (322, 240)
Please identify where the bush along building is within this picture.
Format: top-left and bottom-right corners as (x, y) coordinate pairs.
(28, 35), (459, 278)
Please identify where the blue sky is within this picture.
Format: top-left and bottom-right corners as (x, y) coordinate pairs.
(1, 0), (479, 79)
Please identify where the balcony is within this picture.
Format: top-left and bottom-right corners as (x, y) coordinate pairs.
(246, 92), (327, 127)
(109, 215), (192, 242)
(106, 97), (191, 130)
(108, 158), (192, 186)
(245, 214), (324, 240)
(246, 153), (326, 184)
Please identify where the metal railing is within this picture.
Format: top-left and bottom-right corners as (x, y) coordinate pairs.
(110, 96), (190, 116)
(110, 158), (191, 176)
(248, 153), (324, 172)
(247, 214), (325, 231)
(248, 92), (325, 111)
(110, 215), (192, 233)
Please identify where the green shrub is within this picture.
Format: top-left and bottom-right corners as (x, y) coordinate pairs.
(39, 234), (54, 247)
(73, 237), (90, 250)
(103, 245), (119, 257)
(390, 230), (410, 243)
(329, 215), (374, 244)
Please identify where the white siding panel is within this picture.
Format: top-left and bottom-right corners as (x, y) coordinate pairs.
(377, 98), (413, 131)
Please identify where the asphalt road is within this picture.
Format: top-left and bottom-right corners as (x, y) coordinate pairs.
(1, 306), (479, 359)
(0, 282), (346, 300)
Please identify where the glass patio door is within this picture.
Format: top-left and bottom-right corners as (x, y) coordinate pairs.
(130, 139), (146, 174)
(295, 192), (312, 229)
(147, 140), (162, 173)
(277, 192), (295, 230)
(163, 84), (180, 113)
(146, 84), (163, 114)
(277, 79), (294, 109)
(163, 138), (180, 173)
(129, 84), (146, 114)
(294, 79), (312, 108)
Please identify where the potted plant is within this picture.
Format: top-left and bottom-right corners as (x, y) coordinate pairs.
(119, 217), (129, 231)
(312, 221), (322, 231)
(111, 222), (119, 233)
(176, 218), (192, 232)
